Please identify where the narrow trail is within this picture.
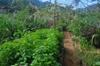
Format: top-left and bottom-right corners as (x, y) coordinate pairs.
(62, 31), (81, 66)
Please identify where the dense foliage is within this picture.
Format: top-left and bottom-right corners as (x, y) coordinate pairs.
(0, 0), (100, 66)
(0, 29), (63, 66)
(67, 12), (100, 65)
(0, 8), (51, 43)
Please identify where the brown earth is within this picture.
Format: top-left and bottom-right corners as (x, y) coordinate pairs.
(62, 32), (83, 66)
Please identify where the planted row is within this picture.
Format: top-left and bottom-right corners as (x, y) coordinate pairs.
(0, 29), (63, 66)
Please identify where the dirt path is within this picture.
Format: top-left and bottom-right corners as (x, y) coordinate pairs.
(62, 32), (81, 66)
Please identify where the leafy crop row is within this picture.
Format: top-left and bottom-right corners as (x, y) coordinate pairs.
(0, 29), (63, 66)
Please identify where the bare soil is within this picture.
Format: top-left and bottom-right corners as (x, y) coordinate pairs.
(62, 32), (82, 66)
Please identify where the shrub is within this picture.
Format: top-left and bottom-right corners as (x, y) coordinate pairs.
(68, 13), (100, 40)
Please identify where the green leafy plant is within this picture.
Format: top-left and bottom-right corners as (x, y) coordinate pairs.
(0, 29), (63, 66)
